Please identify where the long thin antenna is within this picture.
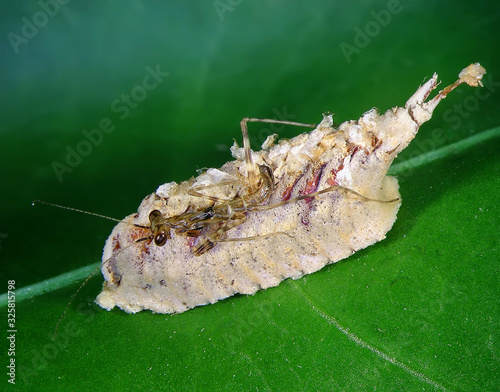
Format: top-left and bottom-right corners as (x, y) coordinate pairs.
(33, 198), (154, 339)
(32, 200), (122, 223)
(32, 200), (150, 229)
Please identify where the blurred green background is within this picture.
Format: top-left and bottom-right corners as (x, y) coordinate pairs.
(0, 1), (498, 391)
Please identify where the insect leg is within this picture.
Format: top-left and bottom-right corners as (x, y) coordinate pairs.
(240, 118), (315, 193)
(252, 184), (399, 212)
(188, 179), (243, 203)
(193, 212), (248, 256)
(213, 231), (293, 243)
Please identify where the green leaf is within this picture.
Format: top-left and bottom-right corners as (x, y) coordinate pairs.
(1, 1), (499, 391)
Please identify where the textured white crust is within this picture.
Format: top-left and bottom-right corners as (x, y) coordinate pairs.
(96, 64), (485, 314)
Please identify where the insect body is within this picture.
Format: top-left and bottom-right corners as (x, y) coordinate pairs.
(96, 63), (486, 314)
(145, 157), (283, 251)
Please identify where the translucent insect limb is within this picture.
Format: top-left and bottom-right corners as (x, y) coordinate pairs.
(252, 184), (400, 212)
(239, 118), (315, 191)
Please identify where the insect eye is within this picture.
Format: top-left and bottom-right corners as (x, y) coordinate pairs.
(149, 210), (162, 221)
(155, 232), (167, 246)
